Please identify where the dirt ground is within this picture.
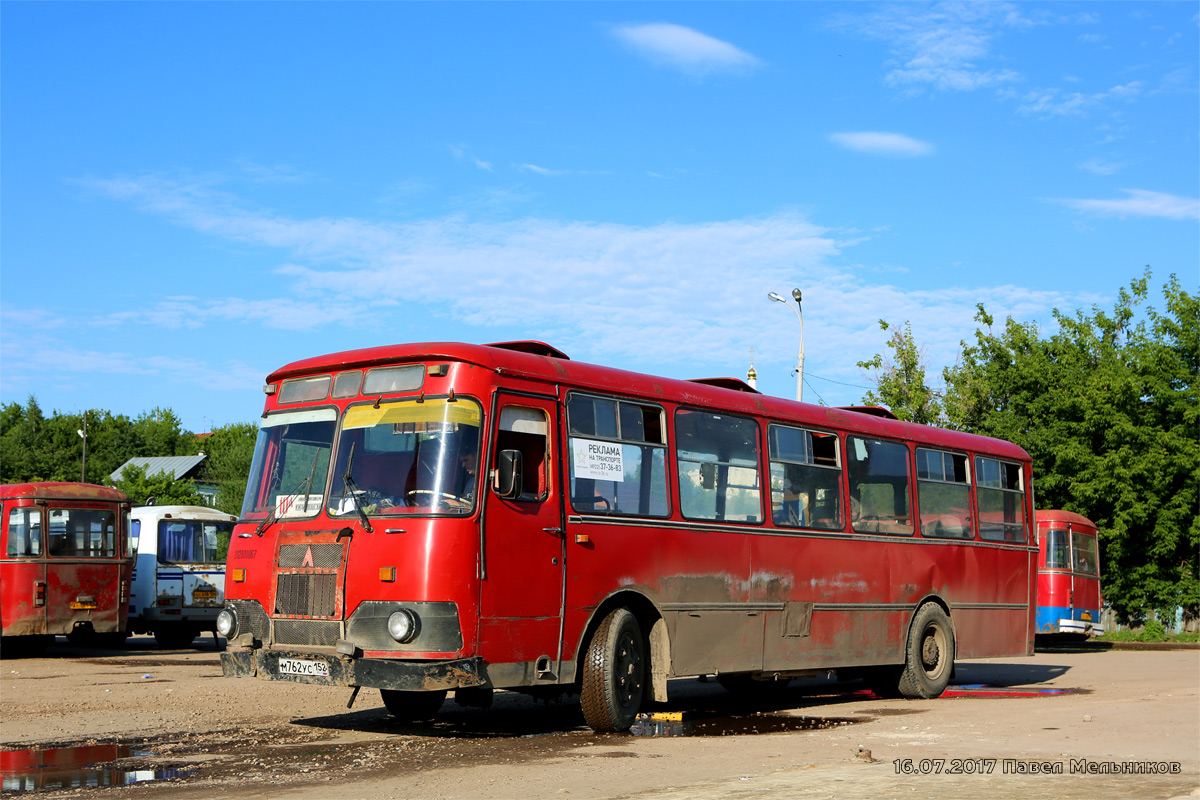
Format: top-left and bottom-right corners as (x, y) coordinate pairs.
(1, 636), (1197, 800)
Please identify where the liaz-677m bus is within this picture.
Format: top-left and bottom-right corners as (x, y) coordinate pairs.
(219, 341), (1036, 731)
(1035, 509), (1103, 637)
(128, 505), (236, 649)
(1, 483), (133, 655)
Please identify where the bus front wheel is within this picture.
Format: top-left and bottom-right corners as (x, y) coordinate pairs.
(898, 603), (954, 699)
(380, 689), (446, 723)
(580, 607), (646, 732)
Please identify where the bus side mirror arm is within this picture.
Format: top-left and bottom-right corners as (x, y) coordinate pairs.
(495, 450), (524, 500)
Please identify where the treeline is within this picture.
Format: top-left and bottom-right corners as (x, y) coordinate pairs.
(859, 270), (1198, 626)
(0, 400), (256, 517)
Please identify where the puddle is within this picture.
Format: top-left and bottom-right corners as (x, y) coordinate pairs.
(0, 744), (190, 792)
(630, 711), (863, 737)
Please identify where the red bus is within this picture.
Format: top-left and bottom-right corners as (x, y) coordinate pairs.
(219, 341), (1036, 730)
(1035, 510), (1103, 636)
(1, 483), (133, 655)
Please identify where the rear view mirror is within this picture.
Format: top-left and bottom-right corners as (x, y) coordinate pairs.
(495, 450), (524, 500)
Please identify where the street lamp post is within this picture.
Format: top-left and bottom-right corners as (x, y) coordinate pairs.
(768, 289), (805, 403)
(77, 411), (88, 483)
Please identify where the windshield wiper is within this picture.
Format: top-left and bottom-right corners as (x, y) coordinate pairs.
(255, 450), (322, 537)
(339, 442), (374, 533)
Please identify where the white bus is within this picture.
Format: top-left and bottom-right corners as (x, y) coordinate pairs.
(128, 505), (234, 648)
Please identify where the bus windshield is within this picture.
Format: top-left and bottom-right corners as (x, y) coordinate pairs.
(327, 397), (482, 516)
(158, 519), (234, 564)
(241, 408), (337, 519)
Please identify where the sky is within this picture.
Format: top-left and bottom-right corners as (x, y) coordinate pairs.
(2, 2), (1196, 433)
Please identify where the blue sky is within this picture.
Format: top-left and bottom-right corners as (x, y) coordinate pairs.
(2, 2), (1196, 433)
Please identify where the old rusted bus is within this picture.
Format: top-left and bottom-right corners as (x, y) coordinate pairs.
(219, 342), (1036, 730)
(1, 483), (133, 655)
(1035, 510), (1103, 636)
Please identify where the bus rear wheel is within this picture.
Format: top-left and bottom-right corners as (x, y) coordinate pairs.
(898, 603), (954, 699)
(580, 607), (646, 732)
(380, 689), (446, 723)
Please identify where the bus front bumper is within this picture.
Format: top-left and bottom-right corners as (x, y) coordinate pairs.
(221, 647), (486, 692)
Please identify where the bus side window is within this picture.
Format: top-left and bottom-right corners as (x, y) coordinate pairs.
(675, 410), (761, 524)
(847, 437), (913, 535)
(976, 457), (1026, 542)
(5, 507), (42, 557)
(495, 406), (549, 501)
(768, 425), (842, 530)
(566, 394), (669, 517)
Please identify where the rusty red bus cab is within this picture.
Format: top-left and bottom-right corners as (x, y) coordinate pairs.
(1035, 510), (1103, 636)
(1, 483), (133, 654)
(220, 342), (1037, 731)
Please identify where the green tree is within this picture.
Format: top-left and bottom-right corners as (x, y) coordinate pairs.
(942, 271), (1198, 625)
(111, 463), (206, 506)
(186, 422), (258, 516)
(857, 320), (944, 424)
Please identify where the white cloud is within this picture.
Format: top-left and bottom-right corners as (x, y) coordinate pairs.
(448, 143), (493, 172)
(1078, 158), (1126, 176)
(69, 173), (1105, 406)
(612, 23), (761, 76)
(829, 132), (935, 157)
(834, 3), (1025, 92)
(1052, 189), (1200, 220)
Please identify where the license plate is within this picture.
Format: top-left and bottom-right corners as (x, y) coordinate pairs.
(278, 657), (330, 677)
(193, 590), (217, 599)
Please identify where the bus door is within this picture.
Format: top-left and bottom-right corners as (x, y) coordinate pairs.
(479, 393), (566, 680)
(2, 503), (47, 636)
(44, 504), (122, 635)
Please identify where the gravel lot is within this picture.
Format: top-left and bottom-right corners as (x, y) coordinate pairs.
(1, 637), (1197, 800)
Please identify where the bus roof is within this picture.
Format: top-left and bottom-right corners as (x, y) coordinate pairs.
(1035, 509), (1096, 529)
(129, 505), (236, 521)
(0, 482), (129, 503)
(265, 341), (1031, 462)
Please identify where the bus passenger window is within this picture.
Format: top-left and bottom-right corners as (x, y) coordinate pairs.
(976, 457), (1025, 542)
(847, 437), (913, 535)
(1072, 532), (1099, 576)
(567, 395), (668, 517)
(768, 425), (842, 530)
(1045, 529), (1068, 569)
(6, 508), (42, 557)
(916, 448), (972, 538)
(495, 406), (549, 501)
(675, 410), (761, 523)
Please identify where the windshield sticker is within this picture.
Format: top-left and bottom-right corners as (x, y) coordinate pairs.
(572, 438), (625, 482)
(275, 494), (324, 518)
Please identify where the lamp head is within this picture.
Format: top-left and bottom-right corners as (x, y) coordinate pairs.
(768, 292), (786, 303)
(791, 288), (802, 303)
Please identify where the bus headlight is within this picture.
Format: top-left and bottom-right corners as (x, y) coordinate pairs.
(216, 607), (237, 638)
(387, 609), (420, 644)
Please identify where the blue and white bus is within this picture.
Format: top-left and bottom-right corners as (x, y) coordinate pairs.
(128, 505), (234, 648)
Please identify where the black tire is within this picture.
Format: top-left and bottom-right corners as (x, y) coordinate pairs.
(380, 689), (447, 723)
(580, 607), (646, 732)
(897, 603), (954, 699)
(154, 626), (198, 650)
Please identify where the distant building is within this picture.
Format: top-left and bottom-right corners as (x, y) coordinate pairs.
(109, 454), (217, 506)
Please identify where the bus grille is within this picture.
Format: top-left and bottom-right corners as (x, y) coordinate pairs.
(275, 573), (337, 617)
(273, 619), (341, 647)
(228, 599), (270, 642)
(277, 543), (344, 569)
